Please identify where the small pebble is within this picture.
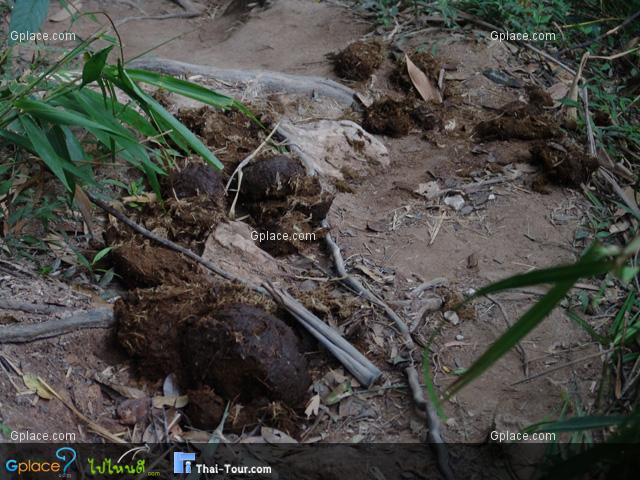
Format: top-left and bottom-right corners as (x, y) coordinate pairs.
(444, 194), (465, 211)
(488, 193), (496, 200)
(444, 310), (460, 325)
(455, 334), (464, 341)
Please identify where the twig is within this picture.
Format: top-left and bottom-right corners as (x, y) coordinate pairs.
(511, 349), (611, 386)
(486, 295), (528, 377)
(581, 87), (597, 157)
(226, 121), (280, 219)
(321, 220), (453, 480)
(87, 193), (381, 386)
(38, 376), (126, 443)
(225, 121), (280, 193)
(0, 307), (114, 343)
(598, 167), (640, 220)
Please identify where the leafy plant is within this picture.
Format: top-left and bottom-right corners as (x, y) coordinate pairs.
(0, 1), (253, 265)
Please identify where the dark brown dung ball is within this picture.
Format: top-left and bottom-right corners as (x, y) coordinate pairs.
(163, 163), (226, 203)
(363, 98), (413, 137)
(179, 303), (311, 406)
(241, 155), (306, 200)
(333, 40), (385, 81)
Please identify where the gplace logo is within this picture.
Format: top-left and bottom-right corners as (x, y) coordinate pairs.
(5, 447), (77, 476)
(173, 452), (196, 474)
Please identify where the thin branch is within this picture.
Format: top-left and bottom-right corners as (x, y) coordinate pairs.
(321, 220), (453, 480)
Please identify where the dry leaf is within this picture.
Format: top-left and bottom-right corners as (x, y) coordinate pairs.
(261, 427), (298, 444)
(405, 54), (442, 104)
(50, 1), (82, 22)
(22, 373), (53, 400)
(121, 193), (157, 205)
(152, 395), (189, 409)
(305, 394), (320, 418)
(74, 185), (95, 235)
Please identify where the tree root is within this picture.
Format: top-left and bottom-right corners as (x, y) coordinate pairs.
(127, 58), (357, 107)
(116, 0), (203, 27)
(0, 307), (114, 343)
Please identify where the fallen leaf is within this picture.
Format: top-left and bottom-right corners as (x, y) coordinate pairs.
(405, 54), (442, 104)
(261, 427), (298, 444)
(325, 381), (353, 405)
(50, 1), (82, 22)
(163, 373), (181, 397)
(74, 185), (95, 235)
(22, 374), (53, 400)
(547, 82), (569, 101)
(152, 395), (189, 409)
(305, 394), (320, 418)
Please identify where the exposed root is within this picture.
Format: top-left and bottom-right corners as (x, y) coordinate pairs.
(127, 58), (357, 106)
(116, 0), (203, 27)
(0, 308), (114, 344)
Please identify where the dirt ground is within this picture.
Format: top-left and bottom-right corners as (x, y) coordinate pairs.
(1, 0), (603, 449)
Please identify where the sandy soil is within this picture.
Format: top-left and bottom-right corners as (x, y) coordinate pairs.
(0, 0), (601, 448)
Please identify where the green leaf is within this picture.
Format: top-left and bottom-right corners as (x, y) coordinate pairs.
(19, 116), (71, 191)
(119, 68), (244, 112)
(535, 415), (626, 433)
(81, 46), (114, 87)
(92, 247), (113, 265)
(8, 0), (50, 45)
(16, 98), (125, 137)
(106, 64), (224, 170)
(469, 259), (613, 301)
(0, 128), (34, 153)
(447, 278), (576, 397)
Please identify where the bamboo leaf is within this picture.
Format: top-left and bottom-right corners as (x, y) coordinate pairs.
(536, 415), (626, 433)
(19, 116), (71, 191)
(446, 278), (576, 396)
(81, 45), (114, 87)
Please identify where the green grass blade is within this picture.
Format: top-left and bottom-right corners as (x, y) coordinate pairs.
(536, 415), (626, 433)
(16, 98), (124, 137)
(469, 259), (614, 300)
(446, 279), (576, 397)
(565, 309), (608, 345)
(19, 116), (71, 191)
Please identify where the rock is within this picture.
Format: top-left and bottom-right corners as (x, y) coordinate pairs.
(444, 195), (465, 211)
(444, 311), (460, 325)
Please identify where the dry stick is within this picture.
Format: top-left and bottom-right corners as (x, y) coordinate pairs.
(581, 86), (597, 157)
(598, 167), (640, 220)
(0, 300), (68, 315)
(225, 121), (281, 219)
(321, 221), (453, 480)
(0, 307), (115, 344)
(486, 295), (528, 377)
(86, 194), (381, 387)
